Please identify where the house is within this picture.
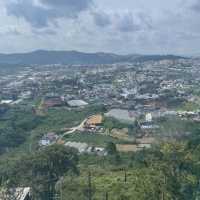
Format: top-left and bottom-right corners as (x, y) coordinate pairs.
(0, 187), (31, 200)
(67, 100), (88, 107)
(137, 143), (152, 149)
(0, 100), (13, 105)
(39, 132), (59, 146)
(93, 147), (107, 156)
(105, 109), (136, 123)
(85, 115), (103, 128)
(65, 141), (107, 155)
(140, 122), (159, 130)
(145, 113), (152, 122)
(42, 96), (63, 108)
(65, 142), (89, 153)
(39, 139), (51, 146)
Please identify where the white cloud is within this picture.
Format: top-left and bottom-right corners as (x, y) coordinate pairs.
(0, 0), (199, 55)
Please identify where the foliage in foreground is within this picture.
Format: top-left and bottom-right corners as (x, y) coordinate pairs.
(61, 140), (200, 200)
(0, 145), (79, 199)
(1, 135), (200, 199)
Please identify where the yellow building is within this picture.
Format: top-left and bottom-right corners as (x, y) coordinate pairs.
(86, 115), (103, 126)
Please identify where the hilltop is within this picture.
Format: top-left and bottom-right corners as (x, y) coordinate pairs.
(0, 50), (186, 65)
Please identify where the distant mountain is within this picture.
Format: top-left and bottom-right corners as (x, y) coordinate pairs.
(133, 55), (187, 62)
(0, 50), (187, 65)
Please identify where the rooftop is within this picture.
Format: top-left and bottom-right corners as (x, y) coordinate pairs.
(86, 115), (103, 125)
(67, 100), (88, 107)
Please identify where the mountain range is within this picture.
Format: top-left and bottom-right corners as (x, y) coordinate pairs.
(0, 50), (186, 65)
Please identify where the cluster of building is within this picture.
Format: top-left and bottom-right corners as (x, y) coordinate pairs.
(39, 131), (106, 156)
(2, 58), (200, 152)
(65, 141), (106, 156)
(0, 59), (199, 115)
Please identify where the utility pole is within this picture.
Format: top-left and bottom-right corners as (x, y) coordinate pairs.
(29, 142), (32, 153)
(105, 192), (108, 200)
(124, 169), (127, 183)
(161, 175), (166, 200)
(88, 171), (92, 200)
(60, 178), (63, 200)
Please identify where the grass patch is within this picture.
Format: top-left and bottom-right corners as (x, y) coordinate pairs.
(156, 116), (200, 137)
(64, 132), (121, 147)
(177, 101), (200, 111)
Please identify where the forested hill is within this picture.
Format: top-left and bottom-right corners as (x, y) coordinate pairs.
(0, 50), (186, 65)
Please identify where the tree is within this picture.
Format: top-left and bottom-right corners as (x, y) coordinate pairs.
(106, 142), (117, 155)
(104, 120), (114, 133)
(134, 120), (141, 134)
(87, 171), (92, 200)
(4, 145), (79, 200)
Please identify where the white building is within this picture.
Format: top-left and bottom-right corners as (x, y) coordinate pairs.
(67, 100), (88, 107)
(145, 113), (152, 122)
(65, 142), (89, 153)
(0, 100), (13, 105)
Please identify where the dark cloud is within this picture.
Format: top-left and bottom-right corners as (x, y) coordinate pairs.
(41, 0), (92, 11)
(116, 12), (141, 32)
(6, 0), (51, 28)
(190, 0), (200, 12)
(6, 0), (93, 28)
(93, 10), (152, 32)
(117, 12), (153, 32)
(92, 11), (111, 27)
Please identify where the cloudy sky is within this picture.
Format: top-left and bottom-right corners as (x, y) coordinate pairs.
(0, 0), (200, 55)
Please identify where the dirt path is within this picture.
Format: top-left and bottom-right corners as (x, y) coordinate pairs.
(61, 118), (88, 138)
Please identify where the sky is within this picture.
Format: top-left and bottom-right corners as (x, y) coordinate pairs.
(0, 0), (200, 55)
